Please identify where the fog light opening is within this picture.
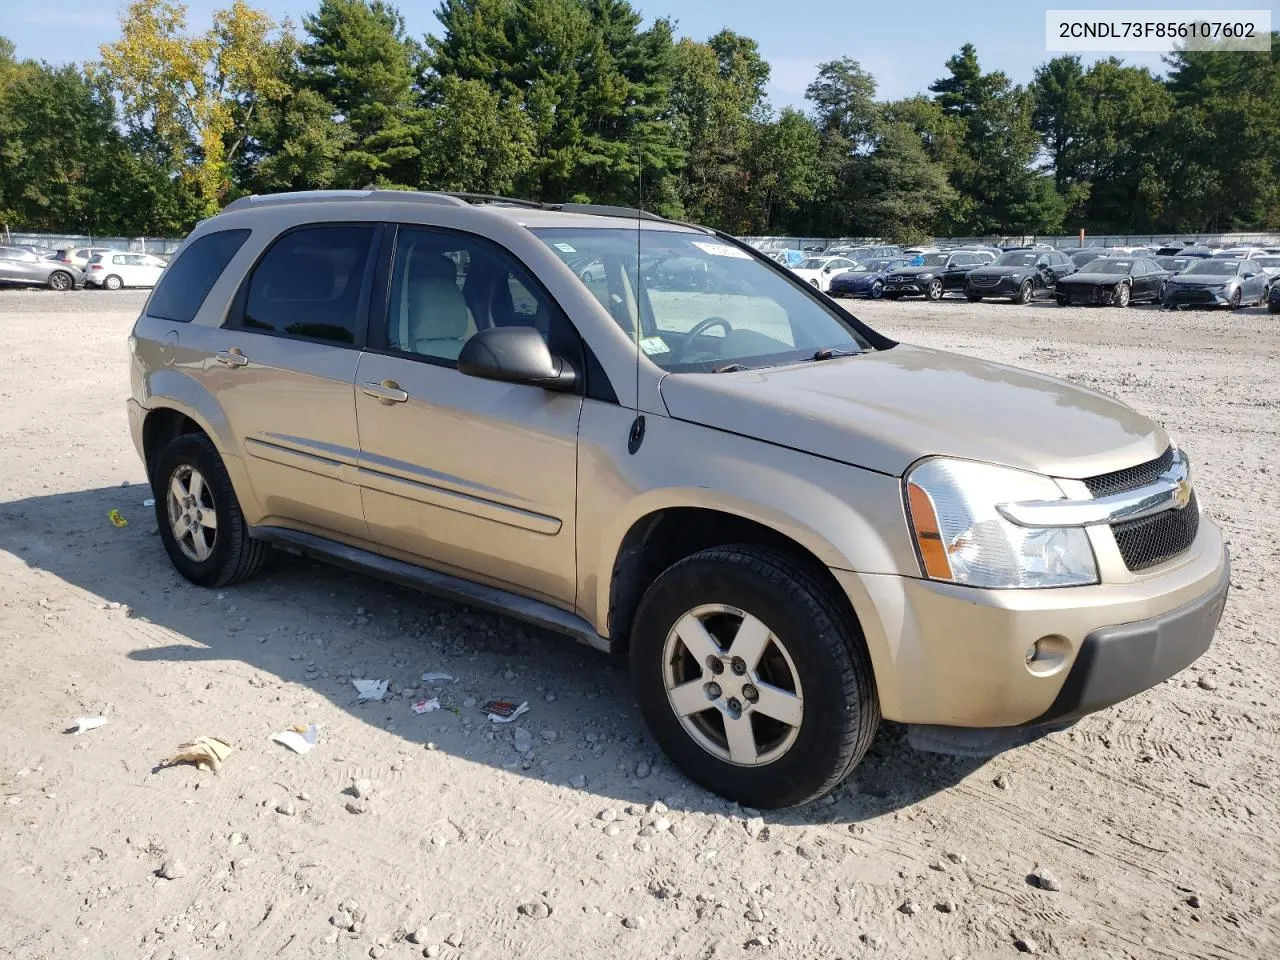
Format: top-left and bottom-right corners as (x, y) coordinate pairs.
(1024, 636), (1070, 677)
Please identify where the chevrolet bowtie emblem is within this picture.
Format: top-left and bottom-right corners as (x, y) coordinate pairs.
(1171, 476), (1192, 510)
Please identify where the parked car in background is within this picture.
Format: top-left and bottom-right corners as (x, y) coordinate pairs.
(1066, 248), (1119, 269)
(0, 245), (84, 290)
(84, 251), (169, 289)
(1174, 247), (1214, 259)
(51, 246), (114, 269)
(964, 249), (1075, 303)
(883, 250), (986, 300)
(1054, 258), (1170, 307)
(790, 256), (858, 292)
(1162, 258), (1270, 309)
(772, 249), (807, 267)
(1211, 247), (1268, 260)
(1154, 256), (1196, 274)
(952, 247), (999, 264)
(1269, 281), (1280, 313)
(1252, 255), (1280, 283)
(827, 257), (910, 299)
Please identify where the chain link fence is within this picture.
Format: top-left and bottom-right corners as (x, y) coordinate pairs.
(2, 230), (184, 256)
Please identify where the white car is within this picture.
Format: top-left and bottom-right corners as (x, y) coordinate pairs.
(85, 251), (168, 289)
(790, 256), (857, 292)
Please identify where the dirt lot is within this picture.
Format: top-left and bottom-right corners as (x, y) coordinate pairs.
(1, 289), (1277, 960)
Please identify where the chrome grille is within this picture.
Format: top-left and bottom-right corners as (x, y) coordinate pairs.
(970, 275), (1000, 287)
(1112, 492), (1200, 571)
(1084, 447), (1174, 497)
(1084, 447), (1197, 571)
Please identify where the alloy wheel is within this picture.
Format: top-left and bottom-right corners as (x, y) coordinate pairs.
(661, 604), (804, 766)
(166, 465), (218, 562)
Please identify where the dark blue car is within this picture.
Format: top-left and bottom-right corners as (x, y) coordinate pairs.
(827, 257), (910, 299)
(1269, 279), (1280, 314)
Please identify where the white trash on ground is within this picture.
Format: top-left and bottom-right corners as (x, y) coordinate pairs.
(272, 723), (320, 755)
(420, 672), (455, 683)
(71, 716), (109, 735)
(352, 679), (388, 701)
(411, 698), (441, 714)
(483, 700), (529, 724)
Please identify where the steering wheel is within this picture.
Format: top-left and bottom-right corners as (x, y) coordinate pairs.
(675, 316), (734, 362)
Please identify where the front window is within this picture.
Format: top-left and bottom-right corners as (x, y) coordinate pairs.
(533, 228), (875, 372)
(1184, 260), (1239, 276)
(851, 259), (890, 272)
(1080, 259), (1134, 274)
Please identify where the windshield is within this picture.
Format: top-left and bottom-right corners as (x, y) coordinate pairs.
(533, 228), (875, 372)
(1081, 260), (1133, 274)
(1157, 258), (1189, 270)
(993, 252), (1038, 267)
(798, 258), (828, 269)
(918, 253), (948, 267)
(1255, 257), (1280, 269)
(851, 259), (891, 272)
(1185, 259), (1240, 275)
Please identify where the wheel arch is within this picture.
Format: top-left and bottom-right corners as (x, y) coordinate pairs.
(603, 504), (864, 660)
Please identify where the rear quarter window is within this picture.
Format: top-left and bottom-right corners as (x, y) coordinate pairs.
(147, 229), (251, 324)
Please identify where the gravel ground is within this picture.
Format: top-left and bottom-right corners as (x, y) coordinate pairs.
(1, 287), (1277, 960)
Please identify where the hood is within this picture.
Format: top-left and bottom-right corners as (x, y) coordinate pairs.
(1060, 271), (1131, 284)
(659, 344), (1167, 478)
(968, 264), (1031, 278)
(888, 266), (934, 277)
(1167, 274), (1234, 286)
(833, 272), (876, 285)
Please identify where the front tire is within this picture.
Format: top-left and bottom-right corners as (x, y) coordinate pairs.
(1013, 280), (1033, 305)
(154, 433), (269, 587)
(630, 545), (880, 809)
(1112, 282), (1131, 308)
(47, 270), (73, 291)
(1228, 289), (1241, 310)
(870, 280), (883, 299)
(1055, 293), (1069, 306)
(925, 278), (944, 301)
(104, 274), (123, 291)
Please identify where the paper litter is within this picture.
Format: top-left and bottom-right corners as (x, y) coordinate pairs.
(420, 672), (455, 683)
(143, 498), (156, 507)
(272, 723), (320, 755)
(483, 699), (530, 723)
(352, 679), (388, 701)
(411, 697), (441, 714)
(72, 716), (109, 735)
(167, 736), (234, 773)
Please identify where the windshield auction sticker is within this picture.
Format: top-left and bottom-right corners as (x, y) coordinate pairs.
(1046, 10), (1271, 52)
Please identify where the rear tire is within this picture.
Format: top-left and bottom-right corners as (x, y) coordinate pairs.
(47, 270), (73, 291)
(154, 433), (269, 588)
(630, 545), (880, 809)
(104, 274), (123, 291)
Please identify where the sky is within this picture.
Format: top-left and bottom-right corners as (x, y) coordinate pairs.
(3, 0), (1277, 108)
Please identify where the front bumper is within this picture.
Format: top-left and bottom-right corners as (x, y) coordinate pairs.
(834, 516), (1229, 728)
(1057, 284), (1119, 305)
(965, 277), (1022, 297)
(830, 281), (874, 297)
(1164, 287), (1231, 307)
(883, 278), (929, 296)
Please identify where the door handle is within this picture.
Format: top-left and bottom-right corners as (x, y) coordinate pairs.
(362, 379), (408, 404)
(215, 348), (248, 368)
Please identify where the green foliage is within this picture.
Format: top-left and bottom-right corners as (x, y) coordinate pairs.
(3, 12), (1277, 240)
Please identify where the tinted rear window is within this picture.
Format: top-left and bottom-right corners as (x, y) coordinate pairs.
(241, 225), (376, 344)
(147, 229), (250, 324)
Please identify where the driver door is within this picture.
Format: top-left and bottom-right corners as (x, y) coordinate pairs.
(352, 225), (585, 608)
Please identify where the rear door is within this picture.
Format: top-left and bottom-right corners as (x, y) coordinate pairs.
(202, 222), (380, 540)
(352, 224), (585, 607)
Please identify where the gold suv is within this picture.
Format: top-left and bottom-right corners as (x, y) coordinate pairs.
(128, 191), (1229, 808)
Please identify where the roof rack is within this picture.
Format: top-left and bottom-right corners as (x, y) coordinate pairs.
(222, 189), (469, 212)
(221, 188), (701, 230)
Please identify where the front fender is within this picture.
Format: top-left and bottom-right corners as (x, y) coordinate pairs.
(576, 404), (920, 637)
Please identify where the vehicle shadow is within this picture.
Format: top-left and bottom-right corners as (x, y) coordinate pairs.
(0, 484), (991, 824)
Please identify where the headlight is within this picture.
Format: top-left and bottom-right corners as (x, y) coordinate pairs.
(915, 272), (935, 279)
(904, 458), (1098, 588)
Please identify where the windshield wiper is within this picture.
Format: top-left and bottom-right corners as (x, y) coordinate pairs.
(712, 362), (751, 373)
(810, 347), (860, 361)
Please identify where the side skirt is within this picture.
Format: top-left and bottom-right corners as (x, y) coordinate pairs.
(251, 525), (612, 654)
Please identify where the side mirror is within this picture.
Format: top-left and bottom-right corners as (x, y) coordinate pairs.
(457, 326), (577, 392)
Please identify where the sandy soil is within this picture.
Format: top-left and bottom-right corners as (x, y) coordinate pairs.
(1, 288), (1277, 960)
